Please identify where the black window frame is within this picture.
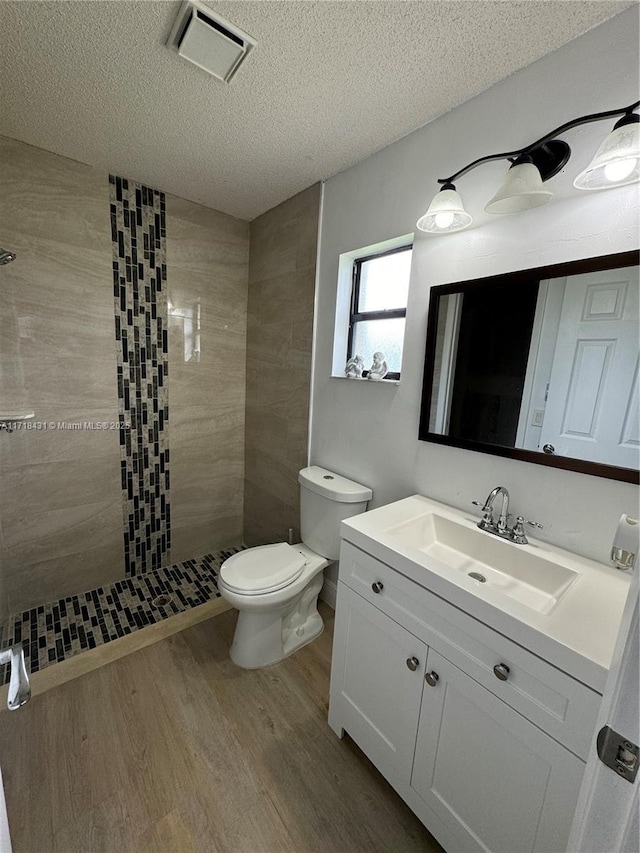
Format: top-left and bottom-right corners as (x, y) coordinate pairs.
(347, 243), (412, 381)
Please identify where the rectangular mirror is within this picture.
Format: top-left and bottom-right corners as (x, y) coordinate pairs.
(419, 251), (640, 484)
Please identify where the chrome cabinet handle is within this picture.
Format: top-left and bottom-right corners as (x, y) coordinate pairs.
(406, 656), (420, 671)
(371, 581), (384, 594)
(542, 444), (555, 455)
(493, 663), (510, 681)
(425, 671), (439, 687)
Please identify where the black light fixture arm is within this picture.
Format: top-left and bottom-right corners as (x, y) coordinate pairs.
(437, 100), (640, 186)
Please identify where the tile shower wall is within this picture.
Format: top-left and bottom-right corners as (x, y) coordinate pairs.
(0, 137), (250, 617)
(167, 197), (249, 563)
(109, 176), (170, 574)
(0, 138), (124, 616)
(244, 184), (321, 546)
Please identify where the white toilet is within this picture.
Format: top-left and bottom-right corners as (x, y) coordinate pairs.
(218, 466), (372, 668)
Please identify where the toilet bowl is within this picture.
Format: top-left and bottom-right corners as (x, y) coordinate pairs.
(218, 542), (329, 668)
(218, 466), (372, 669)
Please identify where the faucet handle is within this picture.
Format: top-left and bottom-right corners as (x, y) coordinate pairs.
(511, 516), (543, 545)
(472, 500), (495, 531)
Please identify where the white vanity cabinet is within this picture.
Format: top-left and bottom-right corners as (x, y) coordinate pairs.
(329, 540), (602, 853)
(411, 649), (584, 853)
(328, 582), (428, 783)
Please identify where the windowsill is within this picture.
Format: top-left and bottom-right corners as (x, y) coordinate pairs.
(330, 375), (401, 386)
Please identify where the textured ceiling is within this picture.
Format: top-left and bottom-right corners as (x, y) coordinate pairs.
(0, 1), (634, 220)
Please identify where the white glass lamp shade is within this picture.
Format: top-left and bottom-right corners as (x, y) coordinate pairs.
(485, 162), (553, 214)
(573, 117), (640, 190)
(416, 186), (472, 233)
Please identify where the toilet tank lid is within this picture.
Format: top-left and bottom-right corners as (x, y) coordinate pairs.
(298, 466), (373, 503)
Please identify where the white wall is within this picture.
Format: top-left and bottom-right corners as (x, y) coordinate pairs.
(311, 8), (639, 570)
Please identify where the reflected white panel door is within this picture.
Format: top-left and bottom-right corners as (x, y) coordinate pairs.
(540, 266), (639, 468)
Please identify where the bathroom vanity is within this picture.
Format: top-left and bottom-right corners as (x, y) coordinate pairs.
(328, 495), (631, 853)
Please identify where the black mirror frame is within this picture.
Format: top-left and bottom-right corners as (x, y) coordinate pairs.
(419, 250), (640, 485)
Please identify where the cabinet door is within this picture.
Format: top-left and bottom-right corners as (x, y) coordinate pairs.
(411, 650), (585, 853)
(328, 582), (427, 786)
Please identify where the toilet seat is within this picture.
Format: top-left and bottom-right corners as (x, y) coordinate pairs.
(219, 543), (307, 595)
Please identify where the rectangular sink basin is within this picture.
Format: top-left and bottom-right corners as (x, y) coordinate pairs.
(385, 512), (579, 614)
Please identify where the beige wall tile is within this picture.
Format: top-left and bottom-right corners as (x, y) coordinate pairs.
(170, 518), (243, 566)
(255, 366), (310, 416)
(285, 414), (310, 466)
(245, 405), (289, 463)
(171, 429), (243, 469)
(169, 275), (248, 336)
(0, 297), (116, 362)
(0, 137), (111, 251)
(248, 184), (321, 268)
(248, 268), (316, 327)
(244, 448), (300, 522)
(244, 480), (298, 547)
(1, 498), (123, 565)
(2, 544), (124, 615)
(248, 225), (298, 284)
(171, 457), (244, 520)
(165, 192), (249, 562)
(242, 518), (280, 549)
(246, 319), (293, 367)
(0, 138), (122, 615)
(170, 363), (246, 410)
(244, 184), (320, 547)
(0, 457), (120, 519)
(7, 355), (119, 412)
(171, 404), (244, 449)
(0, 409), (121, 469)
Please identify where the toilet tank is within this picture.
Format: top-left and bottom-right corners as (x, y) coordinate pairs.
(298, 466), (373, 560)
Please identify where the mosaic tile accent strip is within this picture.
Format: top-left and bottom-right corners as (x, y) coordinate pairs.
(0, 547), (242, 685)
(110, 174), (170, 575)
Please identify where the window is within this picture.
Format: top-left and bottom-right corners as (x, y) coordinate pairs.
(347, 244), (413, 380)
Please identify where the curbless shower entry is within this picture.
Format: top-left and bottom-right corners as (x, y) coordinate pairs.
(0, 549), (242, 690)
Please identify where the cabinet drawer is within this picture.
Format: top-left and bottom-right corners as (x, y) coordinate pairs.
(339, 540), (601, 760)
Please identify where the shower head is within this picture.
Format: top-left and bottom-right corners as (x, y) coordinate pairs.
(0, 248), (17, 265)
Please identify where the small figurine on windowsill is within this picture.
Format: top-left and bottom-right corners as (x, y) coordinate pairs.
(345, 354), (364, 379)
(367, 352), (388, 381)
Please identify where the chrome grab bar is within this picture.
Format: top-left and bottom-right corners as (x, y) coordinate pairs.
(0, 644), (31, 710)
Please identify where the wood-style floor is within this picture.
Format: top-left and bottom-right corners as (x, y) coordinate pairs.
(0, 603), (443, 852)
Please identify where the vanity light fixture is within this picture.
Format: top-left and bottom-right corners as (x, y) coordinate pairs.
(417, 100), (640, 234)
(415, 182), (472, 233)
(573, 112), (640, 190)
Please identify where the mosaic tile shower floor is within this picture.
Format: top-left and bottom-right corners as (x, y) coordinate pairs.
(0, 546), (243, 685)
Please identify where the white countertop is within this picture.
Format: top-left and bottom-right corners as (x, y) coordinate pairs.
(341, 494), (631, 693)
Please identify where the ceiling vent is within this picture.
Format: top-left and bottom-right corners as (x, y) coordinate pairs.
(166, 1), (256, 83)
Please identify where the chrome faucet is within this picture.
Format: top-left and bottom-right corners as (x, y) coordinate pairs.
(473, 486), (510, 535)
(0, 643), (31, 710)
(473, 487), (543, 544)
